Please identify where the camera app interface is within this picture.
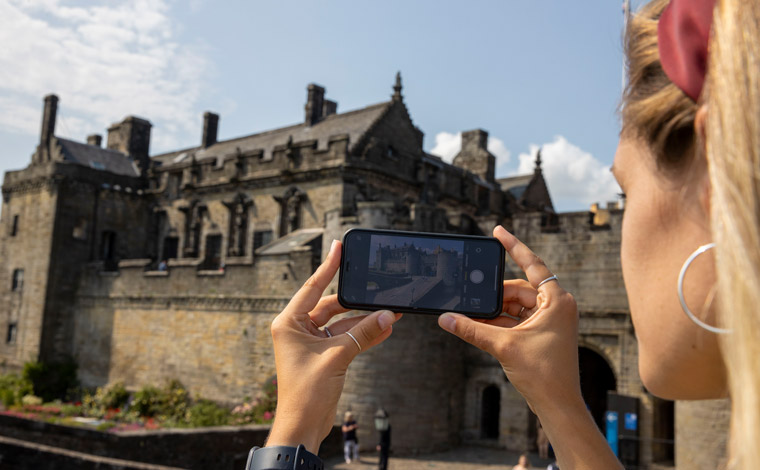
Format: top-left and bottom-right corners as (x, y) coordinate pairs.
(342, 232), (500, 313)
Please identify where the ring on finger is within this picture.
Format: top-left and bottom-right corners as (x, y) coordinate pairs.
(310, 319), (332, 338)
(537, 274), (558, 289)
(345, 331), (362, 352)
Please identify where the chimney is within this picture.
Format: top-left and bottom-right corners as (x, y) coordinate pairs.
(304, 84), (325, 126)
(40, 94), (58, 146)
(202, 112), (219, 148)
(107, 116), (152, 177)
(322, 100), (337, 118)
(87, 134), (102, 147)
(452, 129), (495, 183)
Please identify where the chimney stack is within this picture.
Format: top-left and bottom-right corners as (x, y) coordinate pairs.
(305, 84), (325, 126)
(202, 112), (219, 148)
(452, 129), (495, 183)
(40, 94), (59, 146)
(87, 134), (102, 147)
(322, 100), (337, 118)
(107, 116), (152, 177)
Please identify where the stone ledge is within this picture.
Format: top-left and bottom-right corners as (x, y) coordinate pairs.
(144, 271), (169, 277)
(197, 270), (225, 277)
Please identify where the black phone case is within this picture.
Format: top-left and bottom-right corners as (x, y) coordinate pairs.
(337, 228), (505, 319)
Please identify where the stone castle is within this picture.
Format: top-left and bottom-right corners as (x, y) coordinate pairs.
(0, 74), (728, 469)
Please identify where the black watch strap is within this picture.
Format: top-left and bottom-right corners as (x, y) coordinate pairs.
(245, 444), (324, 470)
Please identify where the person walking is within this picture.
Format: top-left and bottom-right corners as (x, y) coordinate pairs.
(342, 411), (359, 464)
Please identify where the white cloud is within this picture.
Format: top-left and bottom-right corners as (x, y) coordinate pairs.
(430, 131), (511, 170)
(514, 136), (621, 211)
(0, 0), (209, 153)
(430, 131), (460, 163)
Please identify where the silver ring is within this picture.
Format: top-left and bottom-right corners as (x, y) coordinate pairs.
(310, 319), (333, 338)
(345, 331), (362, 352)
(537, 275), (558, 289)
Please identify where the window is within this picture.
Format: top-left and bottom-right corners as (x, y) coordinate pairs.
(101, 231), (117, 271)
(10, 215), (18, 237)
(253, 230), (273, 252)
(6, 323), (17, 344)
(163, 237), (179, 260)
(72, 218), (88, 240)
(201, 235), (222, 270)
(11, 269), (23, 291)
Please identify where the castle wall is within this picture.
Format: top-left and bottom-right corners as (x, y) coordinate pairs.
(71, 249), (314, 401)
(0, 170), (58, 370)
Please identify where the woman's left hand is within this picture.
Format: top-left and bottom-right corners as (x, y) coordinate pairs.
(267, 240), (401, 453)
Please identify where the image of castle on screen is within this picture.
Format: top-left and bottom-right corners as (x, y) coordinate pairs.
(367, 235), (464, 310)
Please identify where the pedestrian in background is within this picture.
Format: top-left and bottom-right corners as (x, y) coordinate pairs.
(342, 411), (359, 464)
(512, 453), (531, 470)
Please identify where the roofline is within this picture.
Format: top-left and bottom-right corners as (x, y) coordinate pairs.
(151, 100), (392, 160)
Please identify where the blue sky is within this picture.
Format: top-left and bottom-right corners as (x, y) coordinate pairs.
(0, 0), (644, 211)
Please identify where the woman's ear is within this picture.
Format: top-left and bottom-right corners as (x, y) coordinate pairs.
(694, 104), (711, 216)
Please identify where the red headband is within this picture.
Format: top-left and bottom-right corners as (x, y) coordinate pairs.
(657, 0), (717, 101)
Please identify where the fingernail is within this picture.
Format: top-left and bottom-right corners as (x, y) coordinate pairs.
(377, 310), (396, 330)
(439, 313), (456, 332)
(330, 239), (339, 253)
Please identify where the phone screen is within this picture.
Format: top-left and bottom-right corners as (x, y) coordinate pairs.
(339, 229), (504, 317)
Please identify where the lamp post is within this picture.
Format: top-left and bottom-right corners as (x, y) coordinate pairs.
(374, 408), (391, 470)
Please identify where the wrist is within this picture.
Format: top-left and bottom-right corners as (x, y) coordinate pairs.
(267, 419), (322, 454)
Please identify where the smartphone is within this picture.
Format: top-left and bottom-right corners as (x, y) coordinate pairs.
(338, 228), (505, 318)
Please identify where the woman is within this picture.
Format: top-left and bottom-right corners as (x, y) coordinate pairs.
(255, 0), (759, 468)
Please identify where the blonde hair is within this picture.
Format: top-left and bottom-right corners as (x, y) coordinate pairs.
(706, 0), (760, 468)
(344, 411), (354, 422)
(622, 0), (699, 172)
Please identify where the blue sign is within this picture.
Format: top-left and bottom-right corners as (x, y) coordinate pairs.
(606, 411), (619, 456)
(624, 412), (638, 431)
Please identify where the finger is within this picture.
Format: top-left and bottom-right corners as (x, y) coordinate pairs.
(503, 280), (538, 309)
(504, 302), (523, 317)
(493, 226), (557, 290)
(282, 240), (341, 318)
(438, 312), (507, 355)
(343, 310), (401, 355)
(309, 294), (350, 327)
(474, 314), (521, 328)
(325, 313), (402, 350)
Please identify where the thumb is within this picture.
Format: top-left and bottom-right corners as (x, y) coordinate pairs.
(345, 310), (400, 354)
(438, 313), (503, 355)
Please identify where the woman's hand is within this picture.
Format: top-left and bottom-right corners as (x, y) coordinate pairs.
(438, 225), (581, 410)
(267, 240), (401, 453)
(438, 226), (622, 470)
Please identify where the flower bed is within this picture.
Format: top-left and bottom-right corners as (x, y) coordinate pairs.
(0, 376), (277, 432)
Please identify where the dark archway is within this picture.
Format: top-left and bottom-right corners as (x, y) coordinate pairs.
(480, 385), (500, 439)
(578, 347), (617, 430)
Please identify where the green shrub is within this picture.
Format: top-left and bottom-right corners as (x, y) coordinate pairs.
(183, 399), (231, 427)
(0, 373), (33, 407)
(132, 380), (189, 420)
(22, 359), (78, 402)
(82, 382), (130, 418)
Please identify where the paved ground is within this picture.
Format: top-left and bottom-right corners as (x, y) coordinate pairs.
(324, 446), (555, 470)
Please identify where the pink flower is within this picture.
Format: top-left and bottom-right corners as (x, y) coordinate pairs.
(263, 411), (273, 420)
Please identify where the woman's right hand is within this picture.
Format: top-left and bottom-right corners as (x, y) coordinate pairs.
(438, 225), (582, 410)
(438, 225), (623, 470)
